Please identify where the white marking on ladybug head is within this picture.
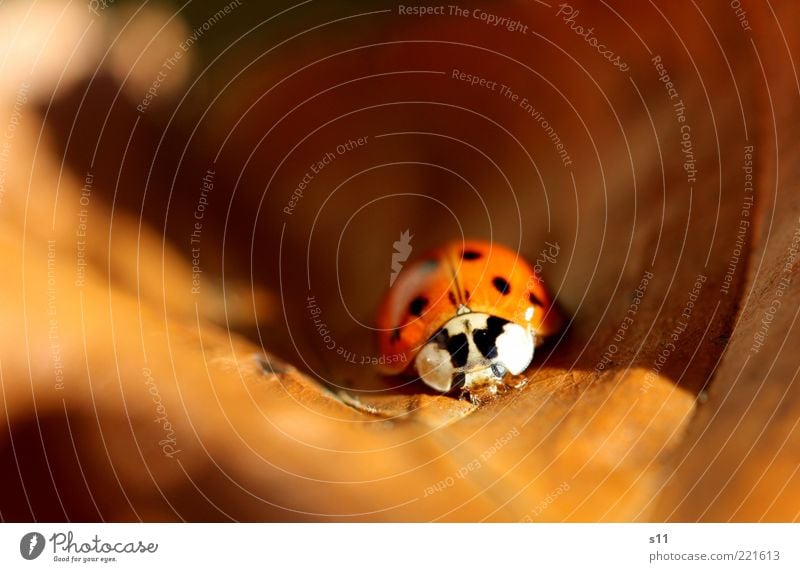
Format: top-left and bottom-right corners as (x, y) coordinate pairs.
(414, 312), (534, 393)
(494, 321), (535, 375)
(414, 342), (455, 392)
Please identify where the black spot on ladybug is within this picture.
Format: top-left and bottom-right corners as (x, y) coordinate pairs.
(452, 371), (467, 390)
(409, 296), (428, 316)
(390, 327), (402, 343)
(448, 291), (457, 306)
(446, 333), (470, 368)
(462, 249), (482, 260)
(492, 276), (511, 295)
(528, 291), (542, 305)
(464, 289), (471, 301)
(473, 316), (508, 360)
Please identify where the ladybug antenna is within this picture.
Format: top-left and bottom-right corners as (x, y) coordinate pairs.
(444, 247), (469, 308)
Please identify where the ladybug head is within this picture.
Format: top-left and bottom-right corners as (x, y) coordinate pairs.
(414, 312), (534, 393)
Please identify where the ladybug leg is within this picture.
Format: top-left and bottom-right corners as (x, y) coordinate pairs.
(507, 375), (529, 390)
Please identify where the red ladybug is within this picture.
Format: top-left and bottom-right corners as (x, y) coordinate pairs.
(377, 240), (562, 400)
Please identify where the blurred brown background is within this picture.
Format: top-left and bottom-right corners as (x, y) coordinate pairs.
(0, 0), (798, 521)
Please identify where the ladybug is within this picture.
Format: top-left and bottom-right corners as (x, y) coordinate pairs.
(377, 239), (562, 400)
